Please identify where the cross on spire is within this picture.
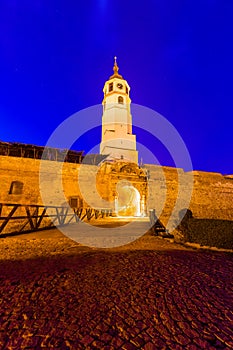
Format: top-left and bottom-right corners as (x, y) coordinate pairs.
(113, 56), (119, 75)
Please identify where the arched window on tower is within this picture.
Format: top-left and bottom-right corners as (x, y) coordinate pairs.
(109, 83), (113, 92)
(118, 96), (124, 104)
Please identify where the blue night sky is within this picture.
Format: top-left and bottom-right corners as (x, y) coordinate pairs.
(0, 1), (232, 174)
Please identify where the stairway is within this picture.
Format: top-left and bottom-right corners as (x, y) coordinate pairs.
(152, 219), (173, 238)
(149, 209), (174, 238)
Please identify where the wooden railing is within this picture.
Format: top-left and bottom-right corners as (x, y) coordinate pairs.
(0, 203), (113, 236)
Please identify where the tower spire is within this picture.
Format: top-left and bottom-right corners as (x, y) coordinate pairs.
(109, 56), (123, 79)
(113, 56), (118, 74)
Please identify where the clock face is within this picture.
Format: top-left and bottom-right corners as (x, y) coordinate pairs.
(117, 83), (123, 89)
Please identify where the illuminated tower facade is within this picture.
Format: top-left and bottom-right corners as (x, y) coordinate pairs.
(100, 57), (138, 164)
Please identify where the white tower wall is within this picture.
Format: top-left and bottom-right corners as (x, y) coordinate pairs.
(100, 58), (138, 164)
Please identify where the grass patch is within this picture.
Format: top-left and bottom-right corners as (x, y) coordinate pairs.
(180, 217), (233, 249)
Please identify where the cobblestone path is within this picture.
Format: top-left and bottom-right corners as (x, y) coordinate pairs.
(0, 230), (233, 349)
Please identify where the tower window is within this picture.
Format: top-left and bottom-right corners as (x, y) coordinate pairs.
(126, 86), (128, 94)
(118, 96), (124, 104)
(9, 181), (24, 195)
(109, 83), (113, 92)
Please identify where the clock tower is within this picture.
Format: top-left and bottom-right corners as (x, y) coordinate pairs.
(100, 57), (138, 164)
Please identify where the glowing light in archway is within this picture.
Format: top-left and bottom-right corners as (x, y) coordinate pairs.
(117, 182), (141, 217)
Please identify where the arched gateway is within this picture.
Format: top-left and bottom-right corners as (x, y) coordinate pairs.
(117, 183), (141, 217)
(96, 161), (148, 217)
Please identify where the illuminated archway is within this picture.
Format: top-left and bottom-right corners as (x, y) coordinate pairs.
(117, 183), (141, 217)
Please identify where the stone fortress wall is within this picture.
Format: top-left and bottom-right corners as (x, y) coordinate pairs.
(0, 155), (233, 227)
(144, 164), (233, 224)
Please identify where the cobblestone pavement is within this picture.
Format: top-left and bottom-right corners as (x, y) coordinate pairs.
(0, 229), (233, 349)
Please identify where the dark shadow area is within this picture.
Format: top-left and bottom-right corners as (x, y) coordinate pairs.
(179, 210), (233, 249)
(0, 248), (232, 282)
